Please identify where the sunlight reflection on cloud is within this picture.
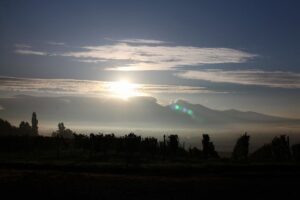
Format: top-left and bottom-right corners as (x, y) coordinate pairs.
(0, 76), (224, 99)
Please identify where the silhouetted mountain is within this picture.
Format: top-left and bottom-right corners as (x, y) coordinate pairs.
(172, 100), (293, 125)
(0, 95), (299, 131)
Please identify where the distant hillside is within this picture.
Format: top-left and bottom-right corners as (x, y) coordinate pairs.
(172, 100), (294, 125)
(0, 95), (299, 131)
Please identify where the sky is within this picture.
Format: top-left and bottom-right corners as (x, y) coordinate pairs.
(0, 0), (300, 126)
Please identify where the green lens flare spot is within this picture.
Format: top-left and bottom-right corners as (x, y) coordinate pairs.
(188, 110), (193, 115)
(175, 105), (180, 110)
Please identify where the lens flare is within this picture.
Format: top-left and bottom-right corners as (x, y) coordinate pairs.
(171, 104), (194, 117)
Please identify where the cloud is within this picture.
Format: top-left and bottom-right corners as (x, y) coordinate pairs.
(110, 38), (168, 44)
(63, 43), (256, 71)
(140, 84), (221, 94)
(0, 76), (221, 98)
(15, 49), (48, 56)
(14, 39), (256, 71)
(75, 59), (107, 63)
(47, 41), (65, 46)
(176, 70), (300, 89)
(14, 44), (31, 48)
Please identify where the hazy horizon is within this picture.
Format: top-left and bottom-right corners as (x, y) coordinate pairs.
(1, 0), (300, 140)
(1, 94), (300, 152)
(1, 2), (300, 199)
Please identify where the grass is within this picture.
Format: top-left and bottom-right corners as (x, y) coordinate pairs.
(1, 151), (300, 199)
(0, 162), (300, 199)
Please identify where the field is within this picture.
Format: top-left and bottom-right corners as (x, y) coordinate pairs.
(0, 133), (299, 199)
(0, 161), (299, 199)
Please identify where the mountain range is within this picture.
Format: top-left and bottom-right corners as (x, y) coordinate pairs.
(0, 95), (299, 133)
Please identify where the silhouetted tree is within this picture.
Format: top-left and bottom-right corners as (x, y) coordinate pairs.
(73, 133), (89, 149)
(89, 133), (96, 158)
(271, 135), (291, 161)
(19, 121), (32, 135)
(292, 144), (300, 161)
(141, 137), (158, 157)
(125, 133), (141, 153)
(189, 147), (203, 158)
(52, 122), (74, 139)
(168, 134), (179, 154)
(202, 134), (219, 159)
(232, 133), (250, 161)
(122, 133), (141, 164)
(0, 118), (18, 135)
(58, 122), (65, 135)
(103, 133), (116, 153)
(250, 144), (272, 161)
(202, 134), (210, 158)
(251, 135), (291, 162)
(64, 129), (75, 139)
(162, 134), (166, 160)
(31, 112), (38, 135)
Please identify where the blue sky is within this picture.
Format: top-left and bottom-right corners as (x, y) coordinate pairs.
(0, 0), (300, 118)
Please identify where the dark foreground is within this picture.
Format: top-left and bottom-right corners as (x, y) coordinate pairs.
(0, 162), (299, 199)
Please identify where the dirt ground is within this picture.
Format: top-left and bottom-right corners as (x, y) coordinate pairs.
(0, 164), (299, 199)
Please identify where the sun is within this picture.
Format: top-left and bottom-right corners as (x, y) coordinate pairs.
(108, 80), (140, 100)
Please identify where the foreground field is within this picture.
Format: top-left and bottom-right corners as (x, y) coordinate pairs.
(0, 162), (299, 199)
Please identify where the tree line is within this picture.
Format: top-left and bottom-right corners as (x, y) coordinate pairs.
(0, 112), (38, 136)
(0, 113), (300, 162)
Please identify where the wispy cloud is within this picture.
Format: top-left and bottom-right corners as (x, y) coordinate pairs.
(110, 38), (169, 44)
(63, 43), (256, 71)
(176, 70), (300, 89)
(14, 39), (256, 71)
(14, 44), (31, 49)
(0, 76), (221, 97)
(75, 59), (107, 63)
(15, 49), (48, 56)
(47, 41), (65, 46)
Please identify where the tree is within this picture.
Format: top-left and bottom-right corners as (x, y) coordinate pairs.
(52, 122), (74, 139)
(0, 118), (17, 135)
(232, 133), (250, 161)
(58, 122), (65, 135)
(250, 135), (291, 162)
(31, 112), (38, 135)
(189, 147), (203, 157)
(125, 133), (141, 153)
(202, 134), (210, 158)
(250, 144), (273, 161)
(19, 121), (32, 135)
(292, 144), (300, 161)
(202, 134), (219, 159)
(168, 134), (179, 154)
(271, 135), (291, 161)
(141, 137), (158, 156)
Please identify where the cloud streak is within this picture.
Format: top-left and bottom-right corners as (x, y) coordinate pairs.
(14, 39), (256, 71)
(111, 38), (168, 44)
(15, 49), (48, 56)
(176, 70), (300, 89)
(47, 41), (65, 46)
(64, 43), (256, 71)
(0, 76), (221, 98)
(14, 44), (31, 49)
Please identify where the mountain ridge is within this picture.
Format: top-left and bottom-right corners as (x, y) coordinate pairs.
(0, 95), (299, 131)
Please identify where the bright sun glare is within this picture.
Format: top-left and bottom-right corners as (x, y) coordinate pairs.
(108, 80), (140, 100)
